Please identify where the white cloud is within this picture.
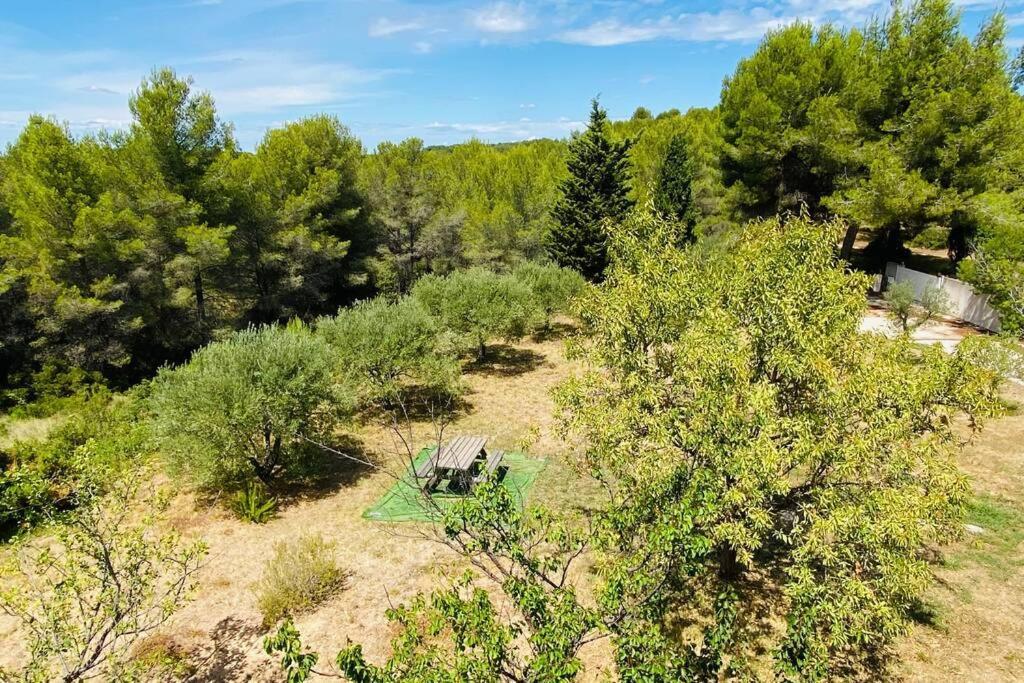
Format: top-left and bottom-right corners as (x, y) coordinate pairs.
(519, 102), (536, 109)
(413, 41), (433, 54)
(471, 3), (530, 33)
(424, 117), (582, 140)
(557, 9), (799, 46)
(369, 17), (422, 37)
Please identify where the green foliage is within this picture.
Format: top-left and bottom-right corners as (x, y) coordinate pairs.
(231, 482), (278, 524)
(721, 1), (1024, 264)
(149, 323), (344, 490)
(426, 139), (566, 267)
(316, 296), (461, 407)
(208, 115), (367, 323)
(652, 133), (698, 241)
(547, 100), (634, 281)
(254, 533), (346, 627)
(264, 619), (319, 683)
(511, 261), (586, 325)
(883, 280), (950, 332)
(0, 479), (207, 682)
(0, 390), (150, 537)
(361, 138), (464, 293)
(959, 214), (1024, 334)
(270, 480), (599, 682)
(556, 209), (1003, 678)
(411, 268), (540, 359)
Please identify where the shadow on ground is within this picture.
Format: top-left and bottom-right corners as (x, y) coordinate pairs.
(276, 433), (381, 505)
(465, 344), (548, 378)
(187, 616), (271, 682)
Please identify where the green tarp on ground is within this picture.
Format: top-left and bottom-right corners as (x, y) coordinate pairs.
(363, 447), (546, 522)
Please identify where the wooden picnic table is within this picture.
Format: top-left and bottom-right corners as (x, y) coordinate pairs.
(416, 435), (505, 491)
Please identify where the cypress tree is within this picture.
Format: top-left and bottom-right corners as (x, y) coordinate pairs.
(653, 133), (697, 242)
(547, 99), (633, 281)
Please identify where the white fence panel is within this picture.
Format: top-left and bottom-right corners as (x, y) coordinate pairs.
(885, 262), (1002, 333)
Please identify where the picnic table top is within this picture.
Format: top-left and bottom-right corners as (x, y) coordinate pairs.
(435, 435), (488, 472)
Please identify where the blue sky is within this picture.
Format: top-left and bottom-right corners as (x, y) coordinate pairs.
(1, 0), (1021, 150)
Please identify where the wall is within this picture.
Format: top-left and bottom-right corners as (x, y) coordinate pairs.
(884, 262), (1002, 332)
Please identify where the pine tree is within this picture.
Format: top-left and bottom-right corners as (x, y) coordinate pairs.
(547, 99), (633, 281)
(653, 133), (697, 242)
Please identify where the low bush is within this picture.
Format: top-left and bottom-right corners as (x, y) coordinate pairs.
(149, 323), (347, 492)
(231, 482), (278, 524)
(0, 391), (150, 538)
(411, 268), (540, 359)
(254, 534), (347, 626)
(317, 297), (461, 408)
(512, 261), (586, 327)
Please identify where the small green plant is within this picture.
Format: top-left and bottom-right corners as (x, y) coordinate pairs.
(232, 482), (278, 524)
(884, 280), (950, 333)
(254, 534), (347, 626)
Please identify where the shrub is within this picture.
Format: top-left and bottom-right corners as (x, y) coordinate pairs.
(908, 225), (949, 250)
(411, 268), (540, 359)
(231, 482), (278, 524)
(316, 296), (461, 408)
(0, 479), (206, 682)
(254, 534), (346, 626)
(512, 261), (586, 327)
(149, 324), (346, 491)
(0, 391), (150, 537)
(884, 280), (950, 333)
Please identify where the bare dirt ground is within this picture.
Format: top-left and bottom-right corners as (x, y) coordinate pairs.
(1, 320), (1022, 681)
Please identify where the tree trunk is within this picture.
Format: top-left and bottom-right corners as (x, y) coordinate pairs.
(717, 546), (741, 581)
(194, 272), (206, 328)
(839, 223), (859, 261)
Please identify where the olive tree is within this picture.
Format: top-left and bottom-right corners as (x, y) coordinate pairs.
(149, 323), (344, 490)
(411, 268), (540, 360)
(512, 261), (586, 328)
(316, 296), (461, 408)
(883, 280), (950, 333)
(0, 479), (206, 682)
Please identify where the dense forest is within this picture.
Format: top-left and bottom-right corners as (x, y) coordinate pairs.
(1, 1), (1024, 680)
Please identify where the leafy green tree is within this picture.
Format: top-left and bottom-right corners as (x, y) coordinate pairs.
(631, 106), (652, 121)
(128, 67), (233, 330)
(653, 133), (698, 241)
(411, 268), (539, 359)
(0, 479), (206, 682)
(362, 138), (464, 293)
(959, 212), (1024, 333)
(316, 296), (460, 407)
(721, 22), (869, 220)
(556, 210), (1002, 678)
(547, 100), (634, 281)
(427, 139), (565, 267)
(209, 115), (367, 323)
(610, 108), (732, 239)
(0, 117), (143, 377)
(883, 280), (950, 333)
(511, 261), (585, 327)
(149, 323), (344, 489)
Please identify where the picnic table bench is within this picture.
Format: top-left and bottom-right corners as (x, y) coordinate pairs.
(415, 435), (505, 492)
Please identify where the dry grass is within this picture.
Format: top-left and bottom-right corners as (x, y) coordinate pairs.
(897, 383), (1024, 682)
